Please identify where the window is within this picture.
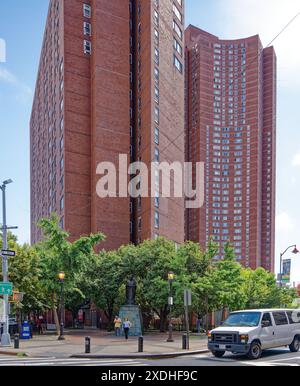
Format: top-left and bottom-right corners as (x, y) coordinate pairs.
(155, 127), (159, 145)
(173, 3), (182, 22)
(155, 211), (159, 228)
(154, 28), (159, 45)
(154, 10), (159, 26)
(154, 67), (159, 84)
(173, 20), (182, 39)
(174, 55), (182, 73)
(272, 312), (288, 326)
(83, 4), (91, 18)
(154, 86), (159, 103)
(155, 192), (159, 208)
(262, 313), (273, 326)
(154, 48), (159, 64)
(84, 40), (92, 55)
(154, 107), (159, 124)
(84, 22), (91, 36)
(173, 38), (182, 56)
(60, 196), (64, 211)
(155, 148), (160, 162)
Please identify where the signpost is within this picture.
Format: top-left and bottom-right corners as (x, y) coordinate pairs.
(0, 299), (4, 323)
(184, 289), (192, 350)
(0, 282), (13, 296)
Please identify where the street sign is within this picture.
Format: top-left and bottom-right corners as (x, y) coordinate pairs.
(0, 282), (13, 296)
(1, 250), (15, 257)
(184, 289), (192, 307)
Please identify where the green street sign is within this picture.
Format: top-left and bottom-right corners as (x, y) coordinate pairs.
(0, 282), (13, 295)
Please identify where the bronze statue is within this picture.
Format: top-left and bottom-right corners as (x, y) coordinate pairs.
(126, 277), (137, 305)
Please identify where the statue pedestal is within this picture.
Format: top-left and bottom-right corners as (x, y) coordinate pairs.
(119, 305), (142, 337)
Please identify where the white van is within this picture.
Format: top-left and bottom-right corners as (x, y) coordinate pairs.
(208, 309), (300, 360)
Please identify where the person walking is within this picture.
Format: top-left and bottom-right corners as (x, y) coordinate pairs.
(123, 318), (132, 341)
(114, 316), (122, 337)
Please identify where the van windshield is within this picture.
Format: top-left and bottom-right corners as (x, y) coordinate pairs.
(222, 312), (261, 327)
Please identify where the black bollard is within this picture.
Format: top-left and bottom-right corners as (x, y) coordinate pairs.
(138, 336), (144, 353)
(85, 336), (91, 354)
(182, 334), (187, 350)
(14, 334), (20, 349)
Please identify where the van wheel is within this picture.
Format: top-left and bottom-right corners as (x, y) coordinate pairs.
(289, 336), (300, 353)
(247, 342), (262, 360)
(212, 351), (225, 358)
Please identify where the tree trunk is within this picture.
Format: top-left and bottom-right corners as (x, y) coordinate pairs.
(159, 307), (169, 332)
(52, 292), (60, 335)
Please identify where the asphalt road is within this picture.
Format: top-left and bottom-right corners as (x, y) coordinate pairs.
(0, 348), (299, 366)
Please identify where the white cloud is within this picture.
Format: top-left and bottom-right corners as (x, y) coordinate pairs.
(0, 67), (18, 84)
(217, 0), (300, 89)
(292, 153), (300, 167)
(0, 67), (32, 102)
(276, 212), (294, 233)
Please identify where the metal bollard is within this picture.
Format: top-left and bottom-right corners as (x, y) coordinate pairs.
(14, 334), (20, 349)
(85, 336), (91, 354)
(182, 334), (187, 350)
(138, 336), (144, 353)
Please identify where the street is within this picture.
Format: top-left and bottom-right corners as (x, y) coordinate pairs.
(0, 348), (299, 366)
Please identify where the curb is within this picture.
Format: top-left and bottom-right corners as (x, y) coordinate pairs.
(0, 351), (28, 357)
(71, 349), (210, 360)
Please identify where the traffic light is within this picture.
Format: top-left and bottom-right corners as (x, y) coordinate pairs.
(9, 291), (24, 303)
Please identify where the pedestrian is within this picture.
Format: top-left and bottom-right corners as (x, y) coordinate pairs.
(114, 316), (122, 337)
(36, 318), (42, 335)
(123, 318), (132, 341)
(99, 316), (102, 330)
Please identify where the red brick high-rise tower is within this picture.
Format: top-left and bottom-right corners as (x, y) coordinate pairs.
(185, 26), (276, 271)
(30, 0), (185, 249)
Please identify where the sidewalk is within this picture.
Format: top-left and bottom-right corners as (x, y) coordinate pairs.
(0, 329), (209, 359)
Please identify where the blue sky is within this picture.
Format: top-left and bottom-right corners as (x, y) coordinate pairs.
(0, 0), (300, 284)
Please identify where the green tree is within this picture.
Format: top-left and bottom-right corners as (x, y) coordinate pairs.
(212, 243), (246, 313)
(82, 250), (124, 329)
(36, 214), (105, 334)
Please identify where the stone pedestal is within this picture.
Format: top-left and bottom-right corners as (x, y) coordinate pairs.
(119, 305), (142, 337)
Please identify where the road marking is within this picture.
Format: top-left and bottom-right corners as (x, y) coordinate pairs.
(270, 356), (300, 363)
(0, 358), (145, 367)
(242, 361), (299, 367)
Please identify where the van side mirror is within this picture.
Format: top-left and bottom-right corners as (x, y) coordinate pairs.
(262, 320), (271, 328)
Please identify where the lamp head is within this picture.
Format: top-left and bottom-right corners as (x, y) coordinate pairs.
(168, 272), (175, 282)
(292, 247), (299, 255)
(58, 272), (65, 282)
(3, 179), (13, 186)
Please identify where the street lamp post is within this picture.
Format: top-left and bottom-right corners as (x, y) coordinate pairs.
(0, 179), (13, 347)
(167, 272), (175, 343)
(58, 272), (65, 341)
(279, 245), (299, 288)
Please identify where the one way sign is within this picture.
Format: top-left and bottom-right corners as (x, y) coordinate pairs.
(1, 250), (16, 257)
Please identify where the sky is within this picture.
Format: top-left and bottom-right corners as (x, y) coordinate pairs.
(0, 0), (300, 285)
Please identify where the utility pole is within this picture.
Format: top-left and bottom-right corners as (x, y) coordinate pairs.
(0, 179), (17, 347)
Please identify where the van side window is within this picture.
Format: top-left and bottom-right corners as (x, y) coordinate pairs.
(286, 311), (300, 325)
(272, 312), (288, 326)
(262, 313), (272, 326)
